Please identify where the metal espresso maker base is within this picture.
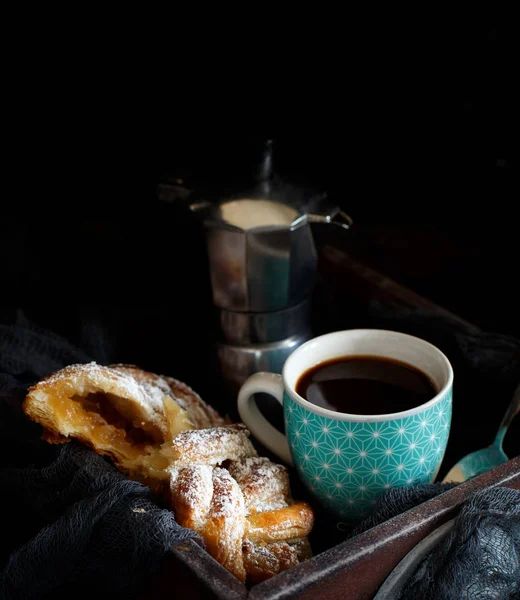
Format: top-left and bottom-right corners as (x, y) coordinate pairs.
(216, 298), (312, 391)
(217, 332), (312, 394)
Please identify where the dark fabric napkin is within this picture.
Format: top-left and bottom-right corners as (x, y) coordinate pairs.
(0, 311), (200, 600)
(351, 484), (520, 599)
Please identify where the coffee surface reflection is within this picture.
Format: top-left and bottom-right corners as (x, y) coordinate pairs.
(296, 356), (437, 415)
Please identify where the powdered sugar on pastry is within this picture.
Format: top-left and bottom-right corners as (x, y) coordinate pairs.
(171, 465), (213, 531)
(111, 365), (224, 430)
(24, 363), (169, 459)
(164, 375), (224, 429)
(23, 362), (314, 583)
(242, 540), (299, 583)
(23, 363), (220, 482)
(163, 425), (257, 465)
(37, 362), (148, 417)
(228, 457), (290, 513)
(202, 468), (246, 582)
(242, 540), (279, 581)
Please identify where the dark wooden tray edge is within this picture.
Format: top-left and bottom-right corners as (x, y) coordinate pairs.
(169, 540), (248, 599)
(250, 456), (520, 600)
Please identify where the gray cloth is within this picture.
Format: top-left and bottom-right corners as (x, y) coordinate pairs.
(351, 483), (457, 535)
(0, 312), (200, 600)
(352, 484), (520, 599)
(401, 487), (520, 600)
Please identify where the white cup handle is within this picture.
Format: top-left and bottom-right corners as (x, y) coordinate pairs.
(237, 372), (293, 465)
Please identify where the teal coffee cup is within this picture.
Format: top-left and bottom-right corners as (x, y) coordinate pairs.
(238, 329), (453, 520)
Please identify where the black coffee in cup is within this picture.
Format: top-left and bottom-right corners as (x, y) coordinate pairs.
(296, 355), (437, 415)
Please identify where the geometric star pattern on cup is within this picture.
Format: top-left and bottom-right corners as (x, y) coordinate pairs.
(285, 389), (452, 520)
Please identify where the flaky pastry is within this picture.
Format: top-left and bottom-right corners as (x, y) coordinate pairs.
(169, 441), (314, 582)
(170, 465), (213, 531)
(242, 540), (298, 582)
(228, 456), (290, 514)
(23, 362), (224, 483)
(245, 503), (314, 543)
(164, 424), (257, 466)
(202, 468), (247, 582)
(23, 362), (314, 583)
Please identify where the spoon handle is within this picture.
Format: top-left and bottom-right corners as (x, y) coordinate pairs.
(497, 382), (520, 434)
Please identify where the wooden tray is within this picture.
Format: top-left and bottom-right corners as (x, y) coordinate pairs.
(150, 458), (519, 600)
(141, 243), (520, 600)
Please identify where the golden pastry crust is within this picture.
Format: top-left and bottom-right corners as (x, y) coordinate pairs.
(201, 468), (247, 582)
(22, 362), (222, 480)
(23, 362), (314, 583)
(169, 458), (314, 583)
(23, 363), (165, 470)
(163, 424), (257, 466)
(243, 540), (279, 581)
(25, 363), (163, 436)
(110, 365), (224, 430)
(228, 457), (290, 514)
(245, 503), (314, 543)
(168, 450), (314, 582)
(171, 465), (213, 531)
(242, 540), (299, 583)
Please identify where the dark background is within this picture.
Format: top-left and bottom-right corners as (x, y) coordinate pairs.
(0, 21), (518, 600)
(1, 22), (518, 397)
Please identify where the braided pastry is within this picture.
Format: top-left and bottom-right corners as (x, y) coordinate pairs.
(23, 362), (314, 582)
(169, 429), (314, 582)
